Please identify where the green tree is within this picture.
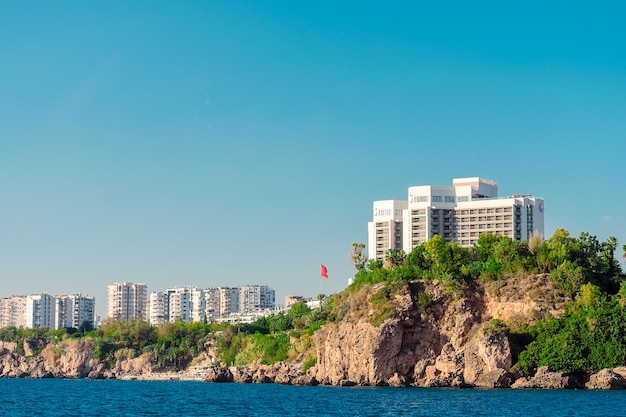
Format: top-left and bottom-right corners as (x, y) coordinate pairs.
(350, 242), (367, 271)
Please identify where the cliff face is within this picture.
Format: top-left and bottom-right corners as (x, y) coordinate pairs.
(0, 339), (106, 378)
(311, 276), (564, 387)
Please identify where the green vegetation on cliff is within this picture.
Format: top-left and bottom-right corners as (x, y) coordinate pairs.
(91, 319), (225, 369)
(514, 282), (626, 375)
(350, 229), (623, 297)
(217, 300), (330, 367)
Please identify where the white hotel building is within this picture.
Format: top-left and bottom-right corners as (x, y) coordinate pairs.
(368, 177), (544, 260)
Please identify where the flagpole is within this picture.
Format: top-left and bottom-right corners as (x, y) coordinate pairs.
(319, 275), (322, 299)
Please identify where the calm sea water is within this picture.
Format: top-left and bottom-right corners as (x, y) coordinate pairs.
(1, 379), (625, 416)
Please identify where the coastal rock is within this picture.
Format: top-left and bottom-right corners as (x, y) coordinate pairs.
(311, 277), (564, 388)
(511, 366), (583, 389)
(474, 369), (513, 388)
(463, 331), (512, 385)
(42, 339), (97, 378)
(230, 366), (253, 383)
(0, 341), (17, 355)
(23, 339), (47, 357)
(387, 373), (407, 387)
(612, 367), (626, 380)
(112, 352), (153, 377)
(204, 366), (234, 382)
(585, 369), (626, 390)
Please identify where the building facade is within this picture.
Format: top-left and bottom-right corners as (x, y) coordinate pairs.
(107, 282), (148, 321)
(239, 285), (275, 313)
(55, 293), (96, 329)
(367, 200), (408, 261)
(368, 177), (545, 260)
(25, 293), (56, 328)
(149, 287), (206, 325)
(0, 295), (27, 328)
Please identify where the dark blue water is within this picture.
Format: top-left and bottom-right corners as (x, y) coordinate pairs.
(1, 379), (624, 416)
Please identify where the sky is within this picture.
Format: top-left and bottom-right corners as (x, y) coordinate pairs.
(1, 1), (625, 318)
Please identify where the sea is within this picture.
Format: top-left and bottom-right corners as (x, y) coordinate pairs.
(1, 379), (625, 416)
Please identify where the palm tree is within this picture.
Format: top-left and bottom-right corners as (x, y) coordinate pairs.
(384, 249), (406, 270)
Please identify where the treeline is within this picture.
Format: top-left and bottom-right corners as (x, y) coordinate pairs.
(0, 320), (227, 370)
(0, 302), (330, 371)
(352, 229), (624, 296)
(91, 319), (227, 369)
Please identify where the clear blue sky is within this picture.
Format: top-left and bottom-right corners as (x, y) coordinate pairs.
(1, 1), (625, 318)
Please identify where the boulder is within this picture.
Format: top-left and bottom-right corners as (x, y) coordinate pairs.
(474, 368), (513, 388)
(387, 373), (407, 387)
(585, 369), (626, 390)
(463, 331), (513, 385)
(204, 366), (234, 382)
(511, 367), (583, 389)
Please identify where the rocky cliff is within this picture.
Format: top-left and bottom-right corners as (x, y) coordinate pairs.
(0, 339), (108, 379)
(309, 275), (569, 387)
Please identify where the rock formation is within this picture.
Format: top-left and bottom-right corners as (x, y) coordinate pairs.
(511, 366), (584, 389)
(310, 281), (519, 387)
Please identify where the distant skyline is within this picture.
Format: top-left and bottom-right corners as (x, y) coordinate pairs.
(1, 1), (625, 318)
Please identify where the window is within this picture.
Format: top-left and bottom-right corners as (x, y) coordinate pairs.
(457, 196), (469, 202)
(432, 195), (443, 203)
(444, 196), (455, 203)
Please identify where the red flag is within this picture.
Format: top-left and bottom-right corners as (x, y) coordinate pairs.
(320, 264), (328, 279)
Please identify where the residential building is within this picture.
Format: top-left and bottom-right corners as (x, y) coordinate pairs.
(107, 282), (148, 321)
(0, 295), (27, 328)
(216, 287), (240, 318)
(284, 295), (305, 308)
(25, 293), (56, 328)
(239, 285), (275, 313)
(368, 177), (545, 260)
(55, 293), (96, 329)
(148, 287), (205, 325)
(148, 291), (168, 325)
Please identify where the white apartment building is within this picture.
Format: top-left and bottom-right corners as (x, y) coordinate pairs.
(148, 291), (168, 325)
(149, 287), (206, 325)
(25, 293), (56, 328)
(54, 294), (96, 329)
(0, 295), (27, 328)
(368, 177), (544, 260)
(216, 287), (240, 318)
(107, 282), (148, 321)
(239, 285), (275, 313)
